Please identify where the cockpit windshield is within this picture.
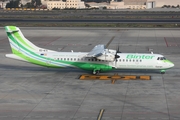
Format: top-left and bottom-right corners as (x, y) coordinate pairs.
(157, 57), (166, 60)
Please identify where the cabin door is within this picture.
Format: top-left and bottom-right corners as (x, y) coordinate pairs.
(46, 57), (51, 66)
(109, 61), (116, 68)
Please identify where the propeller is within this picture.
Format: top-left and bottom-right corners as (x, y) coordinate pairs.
(115, 45), (120, 59)
(116, 45), (121, 53)
(114, 45), (121, 68)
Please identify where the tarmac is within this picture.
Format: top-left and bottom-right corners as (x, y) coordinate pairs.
(0, 27), (180, 120)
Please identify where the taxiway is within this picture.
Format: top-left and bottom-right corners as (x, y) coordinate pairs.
(0, 27), (180, 120)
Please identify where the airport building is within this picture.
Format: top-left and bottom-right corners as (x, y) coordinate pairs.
(47, 0), (85, 10)
(0, 1), (9, 8)
(152, 0), (180, 7)
(123, 0), (146, 5)
(2, 0), (180, 9)
(106, 0), (180, 9)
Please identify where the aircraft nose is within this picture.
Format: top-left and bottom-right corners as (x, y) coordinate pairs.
(170, 62), (174, 68)
(172, 63), (174, 67)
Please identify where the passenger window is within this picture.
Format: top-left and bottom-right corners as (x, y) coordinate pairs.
(74, 58), (76, 61)
(64, 58), (66, 60)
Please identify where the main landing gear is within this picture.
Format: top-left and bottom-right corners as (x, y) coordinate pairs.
(92, 69), (100, 75)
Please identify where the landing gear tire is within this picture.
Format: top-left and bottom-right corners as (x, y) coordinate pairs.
(92, 70), (100, 75)
(160, 70), (165, 74)
(160, 71), (165, 74)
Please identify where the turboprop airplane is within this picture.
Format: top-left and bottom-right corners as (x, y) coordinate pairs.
(5, 26), (174, 74)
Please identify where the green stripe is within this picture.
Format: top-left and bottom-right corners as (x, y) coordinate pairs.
(13, 48), (62, 68)
(8, 31), (47, 60)
(163, 60), (173, 64)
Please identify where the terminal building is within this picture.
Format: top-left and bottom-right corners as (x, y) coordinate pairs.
(41, 0), (180, 10)
(46, 0), (85, 10)
(106, 0), (180, 9)
(1, 0), (180, 9)
(153, 0), (180, 7)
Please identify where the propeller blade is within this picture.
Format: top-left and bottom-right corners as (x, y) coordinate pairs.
(114, 44), (121, 68)
(117, 45), (121, 53)
(114, 45), (120, 63)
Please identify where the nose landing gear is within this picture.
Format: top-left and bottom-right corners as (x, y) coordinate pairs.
(160, 70), (166, 74)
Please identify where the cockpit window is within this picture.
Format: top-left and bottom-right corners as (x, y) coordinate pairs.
(157, 57), (166, 60)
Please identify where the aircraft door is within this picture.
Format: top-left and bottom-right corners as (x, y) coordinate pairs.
(45, 55), (51, 67)
(46, 59), (51, 66)
(109, 61), (116, 68)
(135, 59), (139, 65)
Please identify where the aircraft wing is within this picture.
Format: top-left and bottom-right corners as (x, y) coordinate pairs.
(86, 44), (105, 57)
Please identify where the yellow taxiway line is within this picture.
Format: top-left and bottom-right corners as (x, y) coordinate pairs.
(79, 74), (151, 84)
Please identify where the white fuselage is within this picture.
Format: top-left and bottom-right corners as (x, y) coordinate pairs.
(6, 51), (174, 70)
(36, 52), (173, 70)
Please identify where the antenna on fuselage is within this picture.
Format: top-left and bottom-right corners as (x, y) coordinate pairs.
(148, 48), (153, 54)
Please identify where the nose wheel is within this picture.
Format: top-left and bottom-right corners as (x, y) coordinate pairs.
(160, 70), (166, 74)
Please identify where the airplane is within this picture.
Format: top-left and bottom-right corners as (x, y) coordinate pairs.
(5, 26), (174, 75)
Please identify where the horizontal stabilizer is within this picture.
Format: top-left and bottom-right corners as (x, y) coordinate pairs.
(6, 30), (19, 33)
(5, 54), (27, 61)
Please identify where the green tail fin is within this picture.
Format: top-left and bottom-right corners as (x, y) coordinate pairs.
(5, 26), (40, 54)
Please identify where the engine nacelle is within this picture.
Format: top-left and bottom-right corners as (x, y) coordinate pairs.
(97, 52), (115, 61)
(105, 49), (116, 55)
